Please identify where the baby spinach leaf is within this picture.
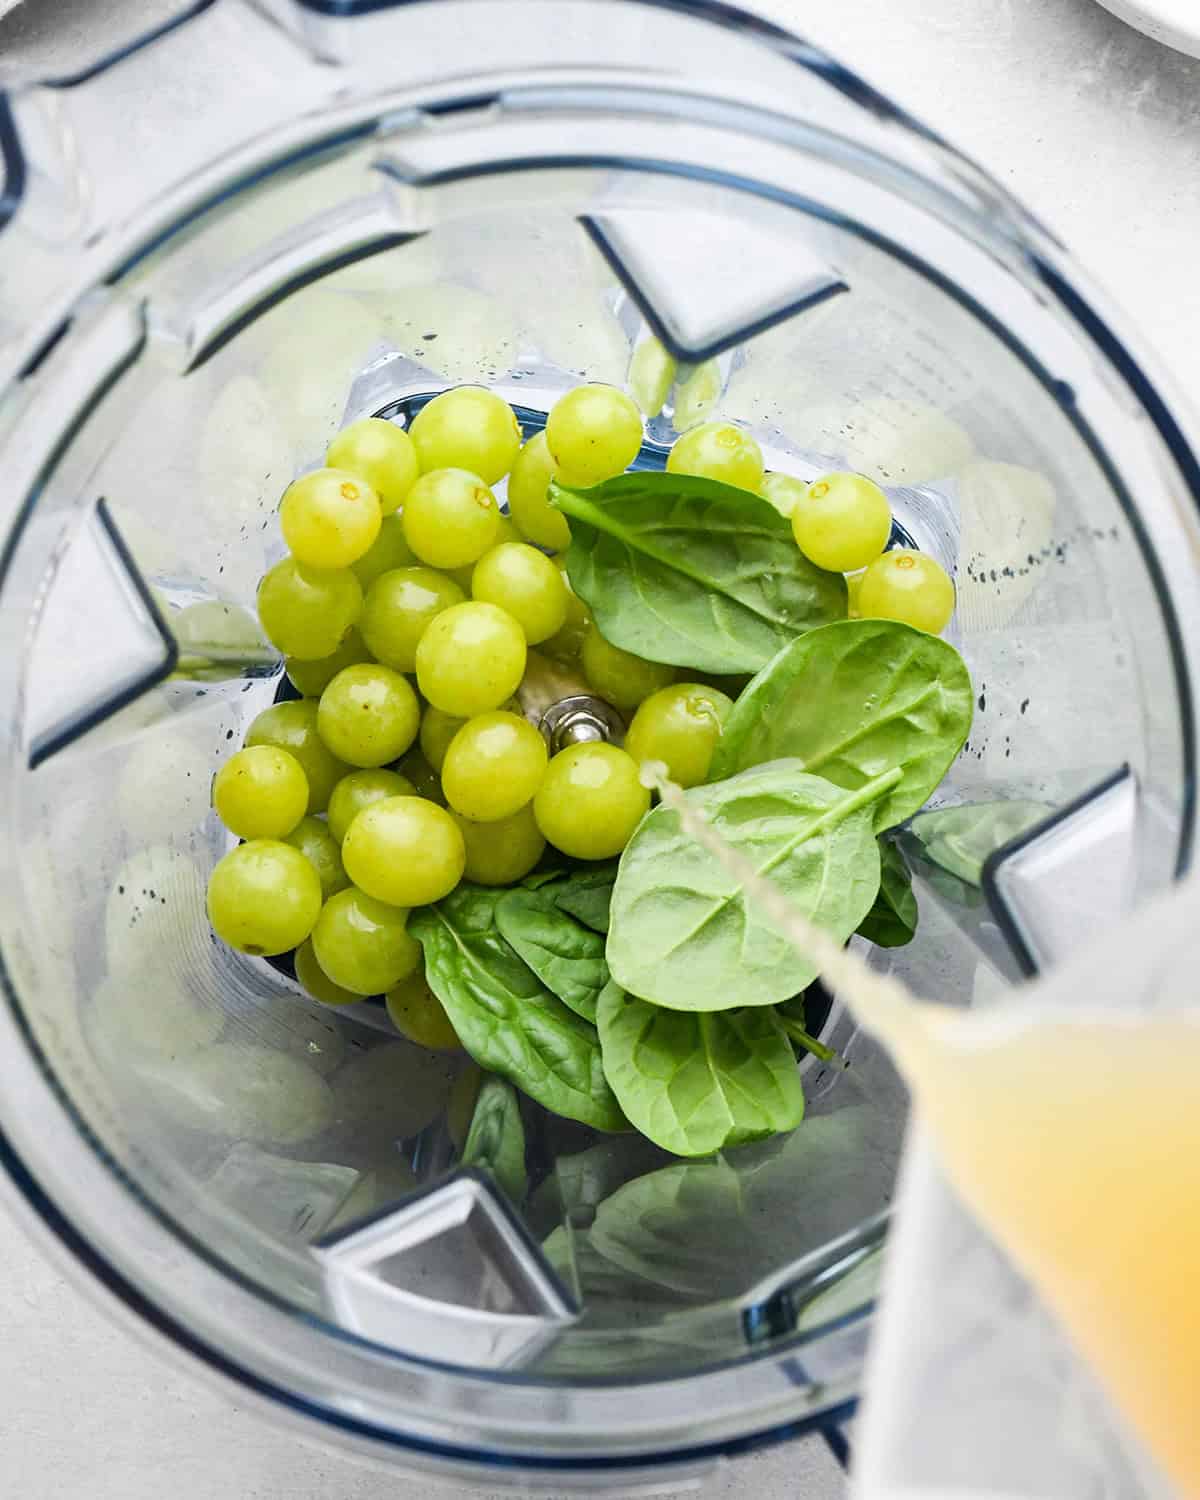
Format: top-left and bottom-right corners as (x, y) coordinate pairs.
(496, 887), (609, 1023)
(461, 1075), (527, 1204)
(709, 618), (973, 831)
(552, 863), (617, 934)
(607, 760), (894, 1011)
(552, 473), (847, 674)
(597, 983), (804, 1158)
(856, 838), (918, 948)
(410, 886), (626, 1132)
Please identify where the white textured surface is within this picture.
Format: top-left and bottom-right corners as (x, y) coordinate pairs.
(2, 0), (1199, 1496)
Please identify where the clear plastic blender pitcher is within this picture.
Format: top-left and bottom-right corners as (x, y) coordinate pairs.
(0, 0), (1197, 1488)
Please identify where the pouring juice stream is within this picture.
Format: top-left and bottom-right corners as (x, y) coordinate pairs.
(643, 762), (1200, 1494)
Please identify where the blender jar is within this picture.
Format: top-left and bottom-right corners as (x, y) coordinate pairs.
(0, 0), (1197, 1488)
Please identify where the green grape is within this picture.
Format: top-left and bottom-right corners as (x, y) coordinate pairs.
(295, 938), (359, 1006)
(533, 743), (649, 861)
(207, 840), (322, 956)
(415, 601), (527, 718)
(257, 557), (363, 661)
(545, 384), (643, 486)
(441, 710), (548, 822)
(326, 418), (419, 515)
(857, 548), (955, 634)
(452, 804), (546, 886)
(284, 815), (351, 900)
(760, 471), (809, 518)
(541, 559), (591, 665)
(351, 514), (419, 591)
(581, 624), (676, 711)
(408, 386), (521, 483)
(419, 705), (465, 773)
(386, 969), (461, 1050)
(212, 745), (308, 839)
(360, 566), (465, 672)
(286, 628), (374, 698)
(327, 767), (414, 843)
(628, 337), (677, 418)
(672, 358), (721, 430)
(471, 542), (568, 644)
(666, 420), (763, 492)
(624, 682), (734, 789)
(311, 886), (421, 995)
(317, 664), (420, 768)
(846, 569), (866, 618)
(280, 467), (382, 569)
(342, 796), (465, 906)
(447, 513), (521, 591)
(246, 699), (350, 814)
(507, 431), (570, 551)
(401, 468), (501, 570)
(791, 471), (892, 572)
(396, 747), (445, 804)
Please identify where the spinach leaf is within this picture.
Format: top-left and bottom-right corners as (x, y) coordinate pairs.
(709, 618), (973, 831)
(409, 886), (626, 1132)
(908, 799), (1048, 887)
(461, 1075), (527, 1204)
(606, 760), (894, 1011)
(597, 983), (804, 1157)
(552, 473), (847, 674)
(496, 887), (609, 1023)
(552, 863), (617, 934)
(856, 838), (918, 948)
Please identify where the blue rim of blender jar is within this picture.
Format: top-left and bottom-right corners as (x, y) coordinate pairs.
(0, 5), (1193, 1472)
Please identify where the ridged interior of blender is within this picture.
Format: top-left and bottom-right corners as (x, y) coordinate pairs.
(4, 126), (1190, 1390)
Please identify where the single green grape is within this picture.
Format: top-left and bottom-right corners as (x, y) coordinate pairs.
(857, 548), (956, 634)
(311, 886), (421, 995)
(317, 664), (420, 768)
(540, 559), (591, 665)
(396, 747), (445, 804)
(846, 569), (866, 618)
(326, 418), (419, 515)
(326, 768), (415, 844)
(360, 566), (465, 672)
(294, 937), (359, 1006)
(286, 628), (374, 698)
(351, 513), (419, 591)
(386, 970), (461, 1050)
(408, 386), (521, 484)
(212, 745), (308, 840)
(452, 803), (546, 886)
(672, 358), (721, 430)
(441, 710), (548, 822)
(284, 816), (351, 900)
(342, 796), (465, 906)
(280, 467), (382, 569)
(666, 420), (764, 492)
(471, 542), (568, 644)
(507, 431), (570, 551)
(545, 384), (643, 486)
(628, 337), (677, 418)
(791, 471), (892, 572)
(257, 557), (362, 660)
(533, 743), (649, 860)
(581, 624), (676, 711)
(419, 705), (466, 772)
(415, 601), (527, 717)
(246, 699), (351, 814)
(625, 683), (734, 789)
(207, 840), (322, 956)
(760, 471), (809, 519)
(401, 468), (501, 570)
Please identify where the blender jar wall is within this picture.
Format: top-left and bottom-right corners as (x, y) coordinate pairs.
(0, 0), (1197, 1481)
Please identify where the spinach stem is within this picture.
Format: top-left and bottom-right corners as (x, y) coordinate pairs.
(777, 1015), (844, 1066)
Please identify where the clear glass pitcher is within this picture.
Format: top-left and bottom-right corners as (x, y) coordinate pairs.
(0, 0), (1197, 1488)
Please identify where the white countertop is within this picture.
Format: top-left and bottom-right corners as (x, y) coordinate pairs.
(2, 1), (1198, 1496)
